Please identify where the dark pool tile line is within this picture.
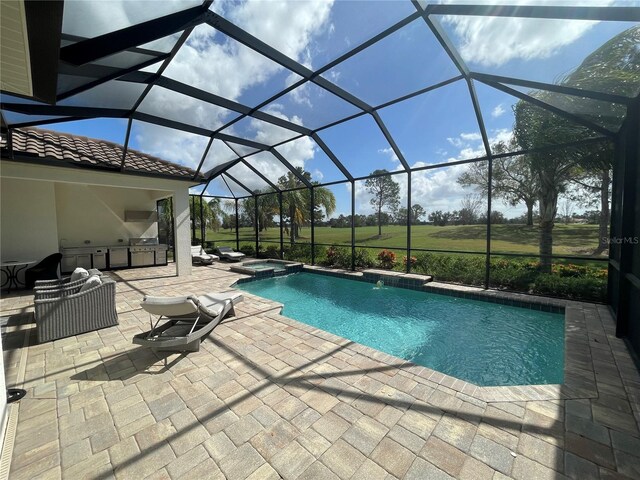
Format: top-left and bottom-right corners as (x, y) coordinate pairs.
(303, 266), (565, 314)
(422, 285), (566, 314)
(301, 267), (369, 283)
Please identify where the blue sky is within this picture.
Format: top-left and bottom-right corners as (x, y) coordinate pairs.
(3, 0), (633, 219)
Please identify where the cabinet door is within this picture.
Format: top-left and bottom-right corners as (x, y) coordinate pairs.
(109, 249), (128, 267)
(155, 250), (167, 264)
(61, 256), (76, 273)
(77, 254), (92, 269)
(143, 251), (155, 265)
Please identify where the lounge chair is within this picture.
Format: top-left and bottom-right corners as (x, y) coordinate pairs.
(191, 245), (219, 265)
(215, 246), (246, 262)
(132, 291), (243, 352)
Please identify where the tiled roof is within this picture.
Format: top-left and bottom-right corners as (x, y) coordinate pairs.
(1, 127), (204, 181)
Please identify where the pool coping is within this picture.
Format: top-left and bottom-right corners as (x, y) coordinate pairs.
(232, 266), (599, 403)
(230, 260), (303, 278)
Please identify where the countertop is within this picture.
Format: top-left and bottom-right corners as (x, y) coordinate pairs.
(61, 244), (168, 252)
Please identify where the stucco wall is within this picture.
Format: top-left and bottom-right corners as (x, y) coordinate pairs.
(55, 183), (162, 247)
(1, 161), (193, 277)
(0, 177), (59, 262)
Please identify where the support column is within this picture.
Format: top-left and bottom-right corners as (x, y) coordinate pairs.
(199, 197), (205, 247)
(190, 195), (196, 244)
(615, 101), (639, 339)
(351, 180), (356, 271)
(254, 197), (259, 258)
(235, 199), (239, 251)
(310, 187), (315, 265)
(173, 188), (192, 277)
(485, 157), (493, 289)
(279, 192), (284, 259)
(406, 171), (412, 273)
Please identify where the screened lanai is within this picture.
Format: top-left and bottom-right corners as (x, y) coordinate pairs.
(1, 1), (639, 354)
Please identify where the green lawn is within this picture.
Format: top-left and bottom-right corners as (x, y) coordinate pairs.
(206, 223), (605, 258)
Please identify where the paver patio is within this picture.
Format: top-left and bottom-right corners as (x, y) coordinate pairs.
(1, 263), (639, 479)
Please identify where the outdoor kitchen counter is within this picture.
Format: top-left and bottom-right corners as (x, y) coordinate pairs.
(60, 244), (168, 252)
(60, 244), (168, 272)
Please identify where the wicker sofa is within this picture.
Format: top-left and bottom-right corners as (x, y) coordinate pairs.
(34, 276), (118, 343)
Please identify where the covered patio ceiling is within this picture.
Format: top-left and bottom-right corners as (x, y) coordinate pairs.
(1, 1), (639, 191)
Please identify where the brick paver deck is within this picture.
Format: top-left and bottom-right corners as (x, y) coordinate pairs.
(1, 264), (639, 479)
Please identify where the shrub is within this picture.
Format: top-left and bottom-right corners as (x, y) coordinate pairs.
(354, 249), (375, 269)
(489, 259), (536, 290)
(403, 256), (417, 269)
(413, 252), (607, 302)
(314, 245), (328, 265)
(239, 244), (255, 256)
(377, 250), (397, 270)
(326, 246), (340, 265)
(321, 246), (351, 269)
(283, 243), (327, 263)
(551, 263), (607, 279)
(413, 253), (484, 285)
(532, 274), (607, 302)
(263, 245), (281, 259)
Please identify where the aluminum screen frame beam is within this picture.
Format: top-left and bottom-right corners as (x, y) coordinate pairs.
(427, 4), (640, 22)
(224, 140), (281, 192)
(469, 72), (634, 105)
(480, 80), (618, 138)
(59, 4), (208, 66)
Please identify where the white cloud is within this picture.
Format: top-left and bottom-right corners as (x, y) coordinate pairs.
(442, 0), (614, 67)
(378, 147), (399, 163)
(289, 83), (313, 108)
(133, 126), (208, 168)
(447, 132), (480, 149)
(326, 70), (342, 83)
(373, 128), (516, 215)
(491, 104), (506, 118)
(460, 132), (482, 141)
(62, 1), (195, 37)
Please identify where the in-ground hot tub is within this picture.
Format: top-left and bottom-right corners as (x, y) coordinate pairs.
(230, 259), (303, 278)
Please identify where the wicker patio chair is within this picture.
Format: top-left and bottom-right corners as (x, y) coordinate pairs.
(34, 269), (103, 296)
(34, 277), (118, 343)
(24, 253), (62, 289)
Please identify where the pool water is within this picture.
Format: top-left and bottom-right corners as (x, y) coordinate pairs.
(238, 273), (564, 386)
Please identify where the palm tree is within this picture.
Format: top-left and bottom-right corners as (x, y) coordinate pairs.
(278, 168), (336, 244)
(189, 196), (222, 242)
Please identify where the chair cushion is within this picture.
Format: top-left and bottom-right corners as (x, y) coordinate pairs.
(79, 275), (102, 292)
(141, 296), (199, 316)
(197, 291), (243, 306)
(70, 267), (89, 282)
(197, 292), (243, 317)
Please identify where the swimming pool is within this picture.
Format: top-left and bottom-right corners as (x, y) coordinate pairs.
(238, 272), (564, 386)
